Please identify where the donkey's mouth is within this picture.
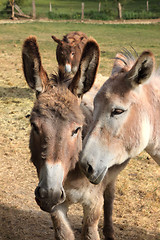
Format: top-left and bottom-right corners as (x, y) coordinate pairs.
(89, 167), (108, 185)
(35, 197), (55, 213)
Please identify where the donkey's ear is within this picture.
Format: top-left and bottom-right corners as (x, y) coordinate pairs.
(126, 51), (154, 88)
(22, 36), (49, 94)
(51, 35), (62, 45)
(69, 38), (100, 97)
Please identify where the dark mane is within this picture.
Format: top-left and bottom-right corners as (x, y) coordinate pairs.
(62, 32), (88, 45)
(114, 47), (138, 68)
(63, 35), (69, 43)
(49, 69), (72, 88)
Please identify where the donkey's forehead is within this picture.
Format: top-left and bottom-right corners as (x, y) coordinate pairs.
(99, 73), (130, 96)
(95, 75), (135, 106)
(61, 42), (72, 51)
(33, 87), (84, 123)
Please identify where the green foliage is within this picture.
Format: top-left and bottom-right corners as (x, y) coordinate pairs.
(4, 0), (26, 7)
(104, 0), (133, 7)
(48, 9), (117, 20)
(0, 0), (160, 20)
(48, 12), (73, 20)
(123, 10), (159, 19)
(14, 0), (25, 6)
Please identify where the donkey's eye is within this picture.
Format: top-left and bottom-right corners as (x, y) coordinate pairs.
(71, 127), (81, 137)
(71, 52), (75, 56)
(111, 108), (125, 117)
(31, 122), (39, 134)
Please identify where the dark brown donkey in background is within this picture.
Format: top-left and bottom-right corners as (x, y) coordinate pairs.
(22, 36), (127, 240)
(52, 31), (88, 74)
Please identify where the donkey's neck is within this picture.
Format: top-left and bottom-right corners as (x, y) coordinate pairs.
(145, 83), (160, 165)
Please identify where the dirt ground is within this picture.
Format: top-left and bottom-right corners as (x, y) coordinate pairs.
(0, 19), (160, 240)
(0, 17), (160, 25)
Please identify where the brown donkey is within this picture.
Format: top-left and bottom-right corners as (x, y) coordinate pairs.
(52, 31), (88, 74)
(22, 36), (127, 240)
(80, 49), (160, 238)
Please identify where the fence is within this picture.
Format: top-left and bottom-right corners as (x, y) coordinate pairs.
(0, 0), (160, 20)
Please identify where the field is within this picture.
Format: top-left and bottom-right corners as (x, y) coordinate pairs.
(0, 20), (160, 240)
(0, 0), (160, 20)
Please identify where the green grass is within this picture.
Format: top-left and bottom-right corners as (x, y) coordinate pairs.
(0, 21), (160, 76)
(0, 0), (105, 19)
(0, 0), (160, 20)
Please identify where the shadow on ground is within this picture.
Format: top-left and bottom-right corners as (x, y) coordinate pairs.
(0, 87), (33, 100)
(0, 203), (159, 240)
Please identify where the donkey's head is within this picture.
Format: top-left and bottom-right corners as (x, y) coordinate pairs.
(80, 49), (155, 184)
(52, 31), (88, 74)
(22, 36), (99, 212)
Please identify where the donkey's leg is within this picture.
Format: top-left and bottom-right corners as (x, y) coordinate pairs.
(103, 181), (115, 240)
(81, 196), (103, 240)
(50, 202), (75, 240)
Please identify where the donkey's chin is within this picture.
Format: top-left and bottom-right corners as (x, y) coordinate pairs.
(40, 204), (54, 213)
(89, 167), (108, 185)
(35, 197), (64, 213)
(35, 197), (51, 213)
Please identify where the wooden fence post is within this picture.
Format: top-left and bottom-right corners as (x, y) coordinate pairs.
(99, 2), (101, 12)
(81, 2), (84, 21)
(32, 0), (36, 19)
(118, 2), (122, 19)
(50, 2), (52, 12)
(10, 0), (15, 19)
(146, 1), (149, 12)
(11, 2), (15, 19)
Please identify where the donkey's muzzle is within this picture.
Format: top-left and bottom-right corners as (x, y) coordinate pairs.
(65, 63), (72, 73)
(35, 186), (66, 213)
(80, 159), (108, 185)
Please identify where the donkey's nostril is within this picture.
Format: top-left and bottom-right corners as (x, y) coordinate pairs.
(87, 163), (93, 174)
(35, 186), (48, 199)
(60, 188), (66, 202)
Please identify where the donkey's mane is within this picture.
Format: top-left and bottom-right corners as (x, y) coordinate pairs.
(62, 31), (87, 46)
(49, 70), (72, 88)
(114, 48), (160, 86)
(115, 47), (138, 70)
(63, 35), (69, 43)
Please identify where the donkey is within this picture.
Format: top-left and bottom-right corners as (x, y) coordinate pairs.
(80, 49), (160, 236)
(22, 36), (128, 240)
(52, 31), (88, 74)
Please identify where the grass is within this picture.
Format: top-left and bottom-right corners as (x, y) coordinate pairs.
(0, 21), (160, 76)
(0, 21), (160, 239)
(0, 1), (106, 19)
(0, 0), (160, 20)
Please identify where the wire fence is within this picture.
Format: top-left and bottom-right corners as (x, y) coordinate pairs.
(0, 1), (160, 20)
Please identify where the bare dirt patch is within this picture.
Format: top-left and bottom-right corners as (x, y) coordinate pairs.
(0, 18), (160, 25)
(0, 23), (160, 240)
